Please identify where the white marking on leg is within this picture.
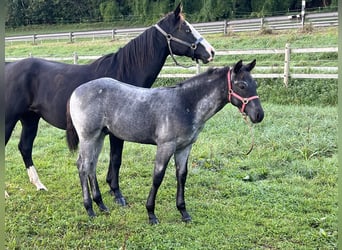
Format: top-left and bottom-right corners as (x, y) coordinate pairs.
(27, 166), (48, 191)
(5, 191), (9, 198)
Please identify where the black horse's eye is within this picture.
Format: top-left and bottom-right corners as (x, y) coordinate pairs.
(183, 23), (191, 33)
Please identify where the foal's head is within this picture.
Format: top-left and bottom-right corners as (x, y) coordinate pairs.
(155, 3), (215, 64)
(228, 60), (264, 123)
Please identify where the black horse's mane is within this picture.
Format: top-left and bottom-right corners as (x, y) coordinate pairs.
(91, 26), (156, 78)
(91, 10), (184, 81)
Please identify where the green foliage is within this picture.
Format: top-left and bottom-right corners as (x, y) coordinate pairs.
(256, 78), (337, 106)
(5, 0), (338, 28)
(99, 1), (121, 22)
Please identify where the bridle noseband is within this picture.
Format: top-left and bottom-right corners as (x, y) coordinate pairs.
(154, 24), (203, 67)
(227, 69), (259, 114)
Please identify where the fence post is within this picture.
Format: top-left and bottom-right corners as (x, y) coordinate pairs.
(112, 29), (116, 40)
(301, 0), (306, 28)
(69, 32), (73, 43)
(32, 34), (37, 44)
(73, 52), (78, 64)
(260, 18), (264, 30)
(224, 20), (227, 35)
(284, 43), (291, 87)
(196, 62), (201, 74)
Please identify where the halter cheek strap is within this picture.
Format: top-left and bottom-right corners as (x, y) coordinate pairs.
(227, 69), (259, 114)
(154, 24), (203, 67)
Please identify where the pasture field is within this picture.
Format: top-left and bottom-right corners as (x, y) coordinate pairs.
(5, 27), (338, 69)
(5, 103), (337, 249)
(5, 27), (338, 249)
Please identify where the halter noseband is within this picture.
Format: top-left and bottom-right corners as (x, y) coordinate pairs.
(227, 69), (259, 114)
(154, 24), (203, 67)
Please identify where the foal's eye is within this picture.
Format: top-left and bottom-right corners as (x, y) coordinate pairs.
(235, 81), (248, 90)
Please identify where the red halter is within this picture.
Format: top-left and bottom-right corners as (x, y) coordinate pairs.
(227, 69), (259, 114)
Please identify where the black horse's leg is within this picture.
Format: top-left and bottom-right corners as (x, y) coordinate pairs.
(146, 143), (174, 225)
(107, 134), (126, 206)
(174, 145), (192, 223)
(19, 113), (48, 191)
(5, 114), (18, 145)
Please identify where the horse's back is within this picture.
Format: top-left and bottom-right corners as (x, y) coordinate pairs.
(5, 57), (94, 129)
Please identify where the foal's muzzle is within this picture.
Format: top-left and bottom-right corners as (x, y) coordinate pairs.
(245, 101), (264, 123)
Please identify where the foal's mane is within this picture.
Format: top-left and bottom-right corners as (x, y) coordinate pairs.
(170, 67), (229, 89)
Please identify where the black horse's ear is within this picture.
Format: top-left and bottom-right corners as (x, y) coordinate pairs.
(233, 60), (243, 74)
(245, 59), (256, 72)
(174, 3), (183, 18)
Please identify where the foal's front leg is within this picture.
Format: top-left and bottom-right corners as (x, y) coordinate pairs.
(174, 145), (192, 222)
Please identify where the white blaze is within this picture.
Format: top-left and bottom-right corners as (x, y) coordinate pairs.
(186, 21), (215, 61)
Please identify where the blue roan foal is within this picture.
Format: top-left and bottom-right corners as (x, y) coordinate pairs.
(66, 60), (264, 224)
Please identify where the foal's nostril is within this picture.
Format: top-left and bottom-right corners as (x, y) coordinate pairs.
(256, 111), (264, 122)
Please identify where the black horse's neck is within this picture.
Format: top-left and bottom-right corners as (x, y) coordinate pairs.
(91, 26), (169, 88)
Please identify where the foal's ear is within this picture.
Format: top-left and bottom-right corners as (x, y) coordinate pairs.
(245, 59), (256, 72)
(174, 3), (183, 18)
(233, 60), (243, 74)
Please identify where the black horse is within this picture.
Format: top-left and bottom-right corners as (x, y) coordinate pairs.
(5, 4), (215, 200)
(66, 60), (264, 224)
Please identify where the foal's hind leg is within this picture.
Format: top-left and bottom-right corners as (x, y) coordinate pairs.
(78, 134), (108, 217)
(19, 113), (48, 191)
(106, 134), (127, 206)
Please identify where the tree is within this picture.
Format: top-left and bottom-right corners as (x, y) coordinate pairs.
(100, 1), (121, 22)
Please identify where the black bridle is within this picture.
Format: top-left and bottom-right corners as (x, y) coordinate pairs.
(154, 24), (203, 67)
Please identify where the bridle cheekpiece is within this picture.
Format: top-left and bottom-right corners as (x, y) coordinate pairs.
(154, 24), (203, 67)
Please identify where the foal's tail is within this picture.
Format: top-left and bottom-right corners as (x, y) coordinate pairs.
(66, 99), (79, 152)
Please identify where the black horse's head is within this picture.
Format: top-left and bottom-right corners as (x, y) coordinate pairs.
(155, 3), (215, 64)
(228, 59), (264, 123)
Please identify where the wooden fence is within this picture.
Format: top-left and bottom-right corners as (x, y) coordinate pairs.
(5, 44), (338, 86)
(5, 12), (338, 43)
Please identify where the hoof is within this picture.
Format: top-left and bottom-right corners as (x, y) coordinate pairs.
(87, 210), (96, 218)
(115, 197), (127, 207)
(149, 218), (160, 225)
(182, 216), (192, 223)
(109, 190), (127, 206)
(99, 204), (110, 213)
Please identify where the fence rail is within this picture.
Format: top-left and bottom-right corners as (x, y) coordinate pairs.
(5, 12), (338, 43)
(6, 45), (338, 86)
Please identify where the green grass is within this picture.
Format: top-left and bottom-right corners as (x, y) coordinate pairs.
(5, 104), (337, 249)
